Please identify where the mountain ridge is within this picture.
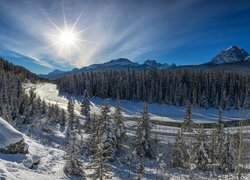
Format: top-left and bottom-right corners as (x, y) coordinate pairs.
(2, 45), (249, 79)
(39, 58), (176, 79)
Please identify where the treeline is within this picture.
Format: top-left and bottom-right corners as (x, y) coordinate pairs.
(0, 58), (50, 125)
(0, 58), (44, 82)
(55, 69), (250, 110)
(63, 90), (247, 179)
(173, 107), (246, 179)
(63, 91), (154, 178)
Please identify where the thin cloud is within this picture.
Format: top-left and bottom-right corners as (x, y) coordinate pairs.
(0, 0), (249, 71)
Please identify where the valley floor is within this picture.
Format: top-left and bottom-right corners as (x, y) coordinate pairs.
(25, 82), (250, 123)
(0, 82), (249, 179)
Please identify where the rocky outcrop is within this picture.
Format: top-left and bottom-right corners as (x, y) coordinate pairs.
(0, 117), (29, 154)
(0, 139), (28, 154)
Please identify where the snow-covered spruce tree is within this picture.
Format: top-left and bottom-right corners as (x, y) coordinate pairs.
(220, 89), (228, 111)
(219, 131), (235, 174)
(65, 99), (75, 139)
(81, 89), (91, 118)
(181, 102), (193, 132)
(99, 99), (117, 160)
(88, 99), (117, 160)
(88, 110), (112, 180)
(112, 103), (126, 151)
(41, 99), (47, 115)
(54, 103), (60, 123)
(64, 101), (85, 177)
(28, 87), (37, 117)
(81, 89), (91, 130)
(190, 125), (209, 170)
(60, 109), (67, 126)
(215, 109), (224, 162)
(135, 102), (152, 158)
(171, 130), (188, 168)
(89, 113), (98, 133)
(35, 96), (42, 116)
(208, 126), (217, 165)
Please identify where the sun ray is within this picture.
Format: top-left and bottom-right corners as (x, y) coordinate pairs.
(71, 11), (83, 32)
(45, 11), (95, 60)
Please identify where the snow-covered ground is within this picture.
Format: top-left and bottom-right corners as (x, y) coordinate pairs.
(25, 82), (250, 123)
(0, 82), (249, 179)
(0, 117), (24, 149)
(0, 135), (66, 180)
(0, 117), (67, 180)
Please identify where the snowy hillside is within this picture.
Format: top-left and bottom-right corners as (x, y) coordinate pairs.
(40, 58), (175, 79)
(0, 117), (67, 179)
(24, 82), (250, 123)
(0, 135), (66, 179)
(0, 82), (248, 180)
(0, 117), (24, 149)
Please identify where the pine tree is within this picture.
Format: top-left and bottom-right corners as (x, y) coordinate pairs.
(54, 103), (60, 123)
(28, 88), (36, 116)
(135, 102), (152, 158)
(113, 103), (126, 151)
(215, 109), (224, 163)
(81, 89), (91, 119)
(208, 127), (217, 165)
(181, 102), (193, 132)
(64, 130), (85, 177)
(220, 131), (235, 174)
(191, 125), (209, 170)
(100, 100), (117, 160)
(41, 99), (47, 115)
(60, 109), (67, 126)
(88, 109), (112, 180)
(171, 130), (188, 168)
(65, 99), (75, 139)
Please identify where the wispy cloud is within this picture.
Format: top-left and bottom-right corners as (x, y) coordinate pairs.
(0, 0), (250, 71)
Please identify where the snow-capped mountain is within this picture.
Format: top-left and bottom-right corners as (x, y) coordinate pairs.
(143, 60), (164, 67)
(43, 69), (66, 78)
(143, 60), (176, 69)
(211, 45), (249, 64)
(40, 45), (250, 79)
(103, 58), (139, 67)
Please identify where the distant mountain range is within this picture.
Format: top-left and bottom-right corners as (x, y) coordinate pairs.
(40, 45), (250, 79)
(39, 58), (177, 79)
(1, 45), (249, 79)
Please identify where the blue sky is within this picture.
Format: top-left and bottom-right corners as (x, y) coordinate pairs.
(0, 0), (250, 74)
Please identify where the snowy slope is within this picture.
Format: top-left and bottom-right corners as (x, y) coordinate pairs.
(0, 135), (66, 180)
(0, 115), (67, 179)
(24, 83), (250, 123)
(0, 117), (24, 149)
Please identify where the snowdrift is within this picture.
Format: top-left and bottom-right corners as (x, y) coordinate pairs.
(0, 117), (28, 154)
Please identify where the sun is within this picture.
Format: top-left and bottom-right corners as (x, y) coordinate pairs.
(59, 30), (77, 47)
(45, 13), (90, 60)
